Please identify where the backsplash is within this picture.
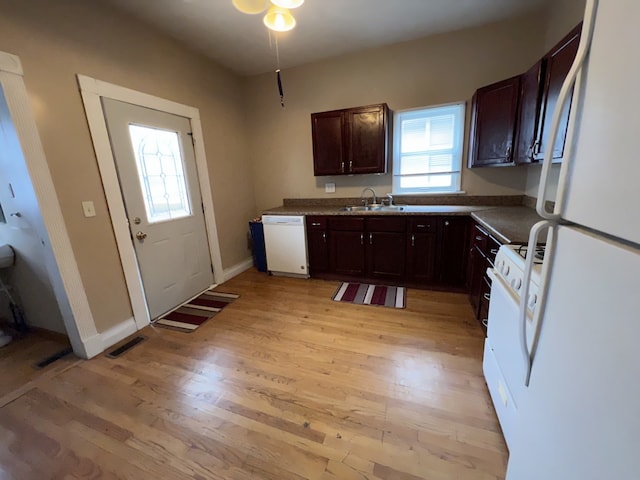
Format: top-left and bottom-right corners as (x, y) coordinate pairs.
(283, 195), (525, 207)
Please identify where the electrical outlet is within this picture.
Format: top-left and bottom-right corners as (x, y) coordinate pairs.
(325, 182), (336, 193)
(82, 201), (96, 218)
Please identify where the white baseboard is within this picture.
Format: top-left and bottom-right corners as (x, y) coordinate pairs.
(81, 317), (138, 359)
(222, 257), (254, 282)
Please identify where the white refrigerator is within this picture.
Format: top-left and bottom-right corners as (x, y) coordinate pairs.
(506, 1), (640, 479)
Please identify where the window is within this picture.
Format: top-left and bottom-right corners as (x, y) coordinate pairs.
(392, 102), (465, 194)
(128, 124), (192, 223)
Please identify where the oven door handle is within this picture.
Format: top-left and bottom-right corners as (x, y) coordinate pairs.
(519, 220), (553, 387)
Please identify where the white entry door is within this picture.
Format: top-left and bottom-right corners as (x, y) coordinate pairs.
(102, 99), (213, 319)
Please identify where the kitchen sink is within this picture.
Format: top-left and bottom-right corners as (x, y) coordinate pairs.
(339, 206), (370, 212)
(339, 205), (406, 212)
(371, 205), (406, 212)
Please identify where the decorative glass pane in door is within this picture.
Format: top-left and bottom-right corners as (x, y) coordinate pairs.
(128, 124), (192, 223)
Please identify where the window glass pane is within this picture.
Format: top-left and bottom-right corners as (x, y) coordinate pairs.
(400, 174), (453, 189)
(128, 125), (192, 223)
(400, 153), (454, 175)
(428, 115), (454, 149)
(393, 103), (464, 194)
(401, 118), (428, 153)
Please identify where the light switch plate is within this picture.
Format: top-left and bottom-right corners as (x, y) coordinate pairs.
(325, 182), (336, 193)
(82, 201), (96, 218)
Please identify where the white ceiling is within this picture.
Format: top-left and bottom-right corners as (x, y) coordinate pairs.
(101, 0), (550, 76)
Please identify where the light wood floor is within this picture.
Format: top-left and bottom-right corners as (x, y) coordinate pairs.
(0, 328), (75, 403)
(0, 269), (507, 479)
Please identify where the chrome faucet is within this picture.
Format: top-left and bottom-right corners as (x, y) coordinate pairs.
(385, 193), (394, 206)
(360, 187), (378, 206)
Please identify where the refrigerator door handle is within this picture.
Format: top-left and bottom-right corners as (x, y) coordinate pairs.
(536, 0), (599, 220)
(519, 220), (553, 386)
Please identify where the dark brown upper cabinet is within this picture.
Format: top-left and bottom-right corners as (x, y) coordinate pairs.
(468, 76), (521, 168)
(469, 23), (582, 168)
(514, 61), (545, 164)
(311, 103), (389, 176)
(533, 24), (582, 162)
(311, 110), (345, 176)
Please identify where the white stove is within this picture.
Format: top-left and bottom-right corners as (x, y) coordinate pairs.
(483, 242), (546, 450)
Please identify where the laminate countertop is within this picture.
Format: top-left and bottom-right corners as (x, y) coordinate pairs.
(262, 205), (543, 245)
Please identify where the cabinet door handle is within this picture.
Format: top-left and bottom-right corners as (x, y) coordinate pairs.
(311, 222), (321, 226)
(417, 224), (427, 228)
(484, 293), (491, 301)
(349, 160), (353, 171)
(360, 233), (364, 245)
(475, 236), (484, 241)
(482, 319), (488, 328)
(322, 232), (326, 243)
(532, 140), (541, 156)
(369, 233), (373, 245)
(490, 248), (499, 255)
(444, 221), (450, 227)
(341, 162), (345, 173)
(411, 234), (415, 247)
(505, 145), (512, 160)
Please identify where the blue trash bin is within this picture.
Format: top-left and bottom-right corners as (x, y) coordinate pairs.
(249, 219), (267, 272)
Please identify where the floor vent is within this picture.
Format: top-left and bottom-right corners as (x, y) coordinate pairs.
(106, 336), (147, 359)
(34, 347), (73, 369)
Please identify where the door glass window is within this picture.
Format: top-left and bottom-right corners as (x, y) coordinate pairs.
(128, 124), (192, 223)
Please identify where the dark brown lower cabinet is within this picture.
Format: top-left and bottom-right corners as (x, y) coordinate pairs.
(468, 244), (486, 313)
(406, 218), (438, 284)
(466, 220), (503, 332)
(306, 216), (329, 275)
(329, 230), (366, 276)
(327, 217), (366, 276)
(366, 217), (406, 280)
(309, 215), (468, 289)
(478, 276), (492, 331)
(438, 217), (470, 287)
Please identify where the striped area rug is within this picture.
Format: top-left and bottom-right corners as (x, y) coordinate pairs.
(155, 290), (239, 332)
(332, 282), (406, 309)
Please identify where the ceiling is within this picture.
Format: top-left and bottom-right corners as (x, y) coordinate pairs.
(101, 0), (551, 76)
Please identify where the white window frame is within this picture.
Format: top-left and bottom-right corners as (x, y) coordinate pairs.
(392, 102), (465, 194)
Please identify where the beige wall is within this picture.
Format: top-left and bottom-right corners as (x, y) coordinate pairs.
(525, 0), (586, 198)
(245, 13), (548, 210)
(0, 0), (255, 332)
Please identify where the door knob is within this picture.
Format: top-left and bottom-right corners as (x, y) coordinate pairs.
(135, 231), (147, 241)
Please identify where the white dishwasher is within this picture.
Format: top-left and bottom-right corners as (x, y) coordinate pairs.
(262, 215), (309, 277)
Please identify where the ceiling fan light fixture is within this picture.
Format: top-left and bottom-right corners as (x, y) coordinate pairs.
(263, 6), (296, 32)
(270, 0), (304, 9)
(232, 0), (270, 15)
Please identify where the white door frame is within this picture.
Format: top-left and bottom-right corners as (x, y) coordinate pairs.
(0, 51), (98, 358)
(77, 75), (224, 329)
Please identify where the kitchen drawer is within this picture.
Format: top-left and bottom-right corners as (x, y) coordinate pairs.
(328, 216), (365, 231)
(487, 235), (502, 265)
(306, 216), (327, 230)
(366, 216), (406, 233)
(472, 224), (489, 251)
(408, 217), (438, 233)
(479, 275), (492, 331)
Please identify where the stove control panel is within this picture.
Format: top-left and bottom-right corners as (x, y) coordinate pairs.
(494, 245), (543, 316)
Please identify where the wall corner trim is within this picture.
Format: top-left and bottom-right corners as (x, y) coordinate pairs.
(223, 257), (254, 282)
(82, 318), (138, 359)
(1, 50), (98, 361)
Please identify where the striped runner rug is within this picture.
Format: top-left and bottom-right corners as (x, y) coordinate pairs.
(332, 282), (406, 309)
(155, 290), (239, 332)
